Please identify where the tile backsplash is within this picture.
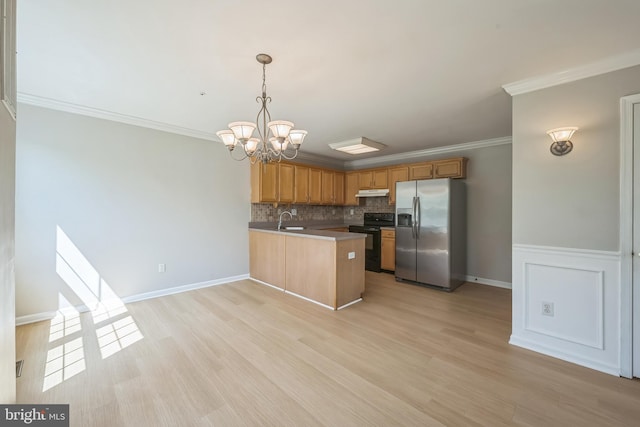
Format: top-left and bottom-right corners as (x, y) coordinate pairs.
(251, 196), (395, 223)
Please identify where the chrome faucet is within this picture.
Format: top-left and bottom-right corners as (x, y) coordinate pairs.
(277, 211), (293, 231)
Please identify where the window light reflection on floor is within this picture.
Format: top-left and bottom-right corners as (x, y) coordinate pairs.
(42, 337), (86, 392)
(96, 316), (143, 359)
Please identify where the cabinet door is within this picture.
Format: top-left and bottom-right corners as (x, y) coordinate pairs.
(381, 230), (396, 271)
(358, 171), (373, 189)
(334, 172), (345, 205)
(321, 170), (335, 204)
(344, 172), (359, 206)
(308, 168), (323, 204)
(278, 163), (295, 203)
(251, 162), (278, 203)
(409, 162), (433, 180)
(433, 158), (467, 179)
(294, 165), (310, 203)
(372, 169), (388, 189)
(388, 166), (409, 205)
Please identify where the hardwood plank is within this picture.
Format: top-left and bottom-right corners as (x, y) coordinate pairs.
(15, 272), (640, 426)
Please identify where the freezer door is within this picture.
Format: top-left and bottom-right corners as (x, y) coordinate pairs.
(416, 179), (450, 287)
(395, 181), (417, 282)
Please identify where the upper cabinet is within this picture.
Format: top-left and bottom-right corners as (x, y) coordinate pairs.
(408, 162), (433, 180)
(433, 157), (467, 179)
(251, 162), (278, 203)
(293, 165), (310, 203)
(344, 172), (359, 206)
(278, 163), (295, 203)
(308, 168), (323, 204)
(388, 166), (409, 205)
(359, 169), (388, 189)
(250, 157), (467, 206)
(251, 162), (296, 203)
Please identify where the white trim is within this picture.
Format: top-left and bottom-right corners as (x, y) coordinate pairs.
(509, 335), (620, 377)
(502, 49), (640, 96)
(15, 274), (250, 325)
(284, 290), (335, 310)
(523, 264), (604, 350)
(344, 136), (512, 170)
(2, 98), (15, 120)
(337, 298), (363, 310)
(512, 243), (621, 260)
(15, 311), (58, 326)
(464, 276), (511, 289)
(121, 274), (249, 304)
(249, 277), (285, 292)
(619, 93), (640, 378)
(17, 92), (219, 142)
(512, 244), (621, 375)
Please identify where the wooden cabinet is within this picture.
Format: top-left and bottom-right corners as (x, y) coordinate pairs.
(388, 166), (409, 205)
(334, 172), (345, 205)
(321, 170), (335, 204)
(308, 168), (323, 204)
(344, 172), (359, 206)
(433, 157), (467, 179)
(381, 229), (396, 272)
(251, 162), (278, 203)
(293, 165), (310, 203)
(278, 163), (295, 203)
(409, 162), (433, 181)
(359, 169), (388, 189)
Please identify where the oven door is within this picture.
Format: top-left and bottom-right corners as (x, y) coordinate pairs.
(348, 226), (382, 272)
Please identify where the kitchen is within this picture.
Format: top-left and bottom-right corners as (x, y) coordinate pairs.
(248, 155), (487, 308)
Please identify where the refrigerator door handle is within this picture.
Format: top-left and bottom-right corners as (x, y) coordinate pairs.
(416, 197), (421, 239)
(412, 196), (417, 239)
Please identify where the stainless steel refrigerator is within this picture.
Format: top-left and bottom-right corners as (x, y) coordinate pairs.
(395, 178), (466, 291)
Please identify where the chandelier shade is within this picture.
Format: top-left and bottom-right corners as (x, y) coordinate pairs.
(216, 54), (307, 163)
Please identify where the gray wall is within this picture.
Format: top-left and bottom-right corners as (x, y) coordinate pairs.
(0, 103), (16, 403)
(454, 144), (512, 283)
(513, 65), (640, 251)
(15, 104), (250, 317)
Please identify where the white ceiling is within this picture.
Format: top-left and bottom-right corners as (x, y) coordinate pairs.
(16, 0), (640, 162)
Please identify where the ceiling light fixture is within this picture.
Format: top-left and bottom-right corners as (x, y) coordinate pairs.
(329, 137), (386, 155)
(546, 127), (578, 156)
(216, 54), (307, 164)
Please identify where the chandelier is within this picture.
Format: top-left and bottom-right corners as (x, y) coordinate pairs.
(216, 54), (307, 164)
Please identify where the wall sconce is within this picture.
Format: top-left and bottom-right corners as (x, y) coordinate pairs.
(546, 127), (578, 156)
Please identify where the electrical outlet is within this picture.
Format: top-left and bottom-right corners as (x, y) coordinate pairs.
(541, 301), (554, 316)
(350, 209), (354, 215)
(291, 208), (297, 216)
(348, 252), (356, 259)
(158, 263), (166, 273)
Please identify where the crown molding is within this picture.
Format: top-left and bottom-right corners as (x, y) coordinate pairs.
(17, 92), (219, 141)
(502, 49), (640, 96)
(344, 136), (512, 170)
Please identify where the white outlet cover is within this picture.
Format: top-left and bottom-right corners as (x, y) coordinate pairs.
(348, 252), (356, 259)
(541, 301), (554, 316)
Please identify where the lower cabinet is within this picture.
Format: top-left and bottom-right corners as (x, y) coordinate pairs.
(381, 229), (396, 272)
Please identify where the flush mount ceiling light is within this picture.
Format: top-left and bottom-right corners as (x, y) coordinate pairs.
(328, 137), (386, 155)
(216, 54), (307, 164)
(546, 127), (578, 156)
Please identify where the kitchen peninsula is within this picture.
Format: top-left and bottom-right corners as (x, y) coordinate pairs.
(249, 228), (366, 310)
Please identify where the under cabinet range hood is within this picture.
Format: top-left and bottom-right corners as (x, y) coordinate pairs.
(355, 189), (390, 198)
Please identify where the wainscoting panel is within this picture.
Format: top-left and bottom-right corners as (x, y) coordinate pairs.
(511, 245), (621, 376)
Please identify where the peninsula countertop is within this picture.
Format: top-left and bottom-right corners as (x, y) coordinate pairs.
(248, 227), (365, 242)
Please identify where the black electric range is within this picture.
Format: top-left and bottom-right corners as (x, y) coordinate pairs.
(348, 212), (395, 272)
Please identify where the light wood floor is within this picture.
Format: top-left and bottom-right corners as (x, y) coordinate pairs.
(16, 273), (640, 426)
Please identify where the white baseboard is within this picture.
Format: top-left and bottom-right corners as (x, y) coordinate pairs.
(121, 274), (249, 304)
(15, 274), (250, 326)
(509, 335), (619, 377)
(464, 275), (511, 289)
